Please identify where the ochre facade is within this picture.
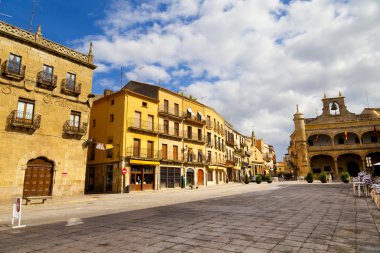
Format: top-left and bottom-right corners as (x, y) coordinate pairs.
(0, 21), (95, 202)
(288, 93), (380, 177)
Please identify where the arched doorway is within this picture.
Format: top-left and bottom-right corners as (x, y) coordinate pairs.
(23, 157), (54, 197)
(186, 168), (194, 186)
(337, 153), (362, 177)
(197, 169), (204, 186)
(310, 155), (334, 174)
(347, 161), (360, 177)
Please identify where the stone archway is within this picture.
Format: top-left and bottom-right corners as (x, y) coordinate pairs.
(23, 157), (54, 197)
(337, 153), (362, 177)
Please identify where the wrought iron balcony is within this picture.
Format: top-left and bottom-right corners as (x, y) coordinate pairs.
(61, 79), (81, 96)
(7, 110), (41, 131)
(37, 72), (57, 90)
(126, 147), (160, 160)
(158, 124), (183, 139)
(185, 153), (205, 164)
(206, 157), (226, 166)
(159, 149), (182, 162)
(184, 131), (205, 143)
(63, 120), (87, 136)
(226, 139), (235, 147)
(2, 60), (26, 80)
(158, 105), (182, 120)
(128, 118), (158, 134)
(183, 113), (206, 125)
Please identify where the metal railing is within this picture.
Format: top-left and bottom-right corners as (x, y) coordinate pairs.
(158, 124), (182, 137)
(158, 105), (181, 118)
(7, 110), (41, 130)
(37, 71), (57, 89)
(126, 147), (160, 159)
(226, 139), (235, 147)
(159, 149), (182, 161)
(61, 79), (81, 95)
(128, 118), (158, 133)
(2, 60), (26, 79)
(183, 113), (206, 125)
(206, 157), (226, 165)
(186, 153), (206, 163)
(184, 131), (205, 142)
(63, 120), (87, 136)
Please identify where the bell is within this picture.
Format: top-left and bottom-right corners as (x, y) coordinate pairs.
(331, 103), (338, 111)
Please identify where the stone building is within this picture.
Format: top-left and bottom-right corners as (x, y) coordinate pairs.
(0, 21), (96, 202)
(288, 93), (380, 177)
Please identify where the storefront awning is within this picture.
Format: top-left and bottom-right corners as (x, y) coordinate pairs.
(130, 159), (160, 165)
(233, 166), (241, 170)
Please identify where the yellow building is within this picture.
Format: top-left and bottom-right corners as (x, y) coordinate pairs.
(288, 93), (380, 177)
(0, 21), (96, 202)
(86, 87), (159, 192)
(204, 107), (227, 185)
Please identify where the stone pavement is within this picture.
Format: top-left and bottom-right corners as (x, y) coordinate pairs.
(0, 182), (380, 253)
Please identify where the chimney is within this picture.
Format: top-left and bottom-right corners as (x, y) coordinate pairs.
(104, 89), (113, 96)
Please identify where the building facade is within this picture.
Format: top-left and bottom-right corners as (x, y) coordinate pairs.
(0, 21), (96, 202)
(288, 93), (380, 177)
(87, 81), (269, 192)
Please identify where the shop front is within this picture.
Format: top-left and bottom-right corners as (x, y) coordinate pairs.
(129, 159), (159, 191)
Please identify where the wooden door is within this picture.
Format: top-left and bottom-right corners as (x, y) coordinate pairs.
(198, 169), (204, 186)
(133, 139), (140, 156)
(147, 141), (154, 158)
(23, 158), (53, 197)
(173, 146), (178, 161)
(162, 144), (167, 160)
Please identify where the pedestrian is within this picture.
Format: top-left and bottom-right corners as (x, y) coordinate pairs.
(329, 173), (332, 183)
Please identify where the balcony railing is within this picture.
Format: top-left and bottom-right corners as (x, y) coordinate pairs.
(206, 157), (226, 166)
(63, 120), (87, 136)
(184, 131), (205, 143)
(186, 153), (206, 163)
(158, 105), (182, 119)
(183, 113), (206, 125)
(245, 150), (252, 156)
(128, 118), (158, 134)
(37, 72), (57, 90)
(61, 79), (81, 96)
(158, 125), (183, 138)
(7, 110), (41, 130)
(308, 143), (380, 152)
(2, 60), (26, 80)
(159, 150), (182, 162)
(126, 147), (160, 160)
(226, 139), (235, 147)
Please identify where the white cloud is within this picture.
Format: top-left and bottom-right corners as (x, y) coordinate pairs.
(78, 0), (380, 157)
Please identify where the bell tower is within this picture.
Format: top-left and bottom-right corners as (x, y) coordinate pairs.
(321, 91), (352, 117)
(293, 105), (309, 176)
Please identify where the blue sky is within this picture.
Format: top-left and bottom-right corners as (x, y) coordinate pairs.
(1, 0), (379, 158)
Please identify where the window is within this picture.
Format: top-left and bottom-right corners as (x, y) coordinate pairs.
(42, 64), (53, 82)
(17, 99), (35, 123)
(8, 54), (22, 74)
(187, 126), (192, 139)
(70, 111), (81, 128)
(198, 150), (203, 162)
(197, 112), (202, 121)
(174, 103), (179, 116)
(106, 139), (113, 158)
(111, 100), (114, 105)
(148, 115), (154, 131)
(207, 115), (211, 127)
(134, 111), (141, 128)
(188, 148), (193, 162)
(214, 119), (216, 129)
(164, 120), (169, 134)
(110, 114), (114, 122)
(173, 146), (178, 161)
(198, 129), (202, 141)
(207, 132), (212, 145)
(142, 102), (147, 107)
(162, 144), (168, 160)
(174, 123), (179, 136)
(147, 141), (154, 158)
(214, 134), (217, 147)
(92, 119), (96, 128)
(207, 171), (213, 181)
(90, 141), (96, 161)
(133, 139), (140, 156)
(66, 72), (76, 90)
(207, 151), (211, 162)
(164, 100), (169, 113)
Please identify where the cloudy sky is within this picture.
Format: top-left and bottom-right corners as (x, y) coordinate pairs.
(1, 0), (379, 158)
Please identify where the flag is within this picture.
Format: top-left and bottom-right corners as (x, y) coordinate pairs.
(105, 144), (114, 149)
(344, 131), (348, 141)
(96, 143), (105, 150)
(315, 134), (319, 143)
